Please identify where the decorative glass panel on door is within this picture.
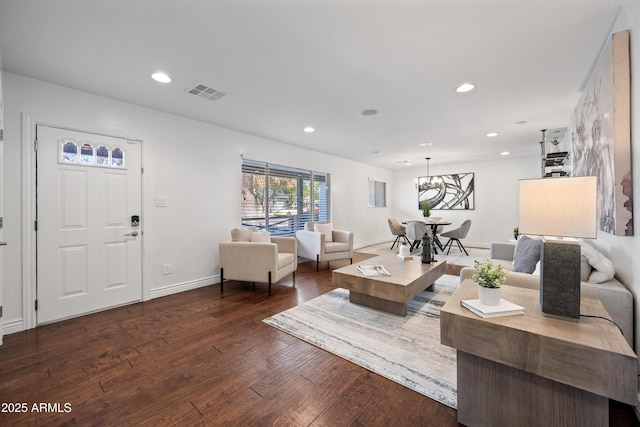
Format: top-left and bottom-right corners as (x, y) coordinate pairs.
(80, 143), (94, 164)
(62, 141), (78, 162)
(112, 148), (124, 167)
(96, 145), (109, 165)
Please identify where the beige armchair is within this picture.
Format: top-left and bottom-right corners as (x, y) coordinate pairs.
(296, 221), (353, 271)
(219, 228), (297, 295)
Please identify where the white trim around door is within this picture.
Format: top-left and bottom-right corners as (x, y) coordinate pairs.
(21, 114), (149, 330)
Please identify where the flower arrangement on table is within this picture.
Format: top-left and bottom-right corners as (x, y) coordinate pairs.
(472, 260), (506, 288)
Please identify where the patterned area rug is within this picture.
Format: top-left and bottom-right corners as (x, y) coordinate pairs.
(263, 275), (459, 408)
(358, 241), (489, 267)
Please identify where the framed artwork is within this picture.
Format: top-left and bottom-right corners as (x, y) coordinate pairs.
(570, 30), (632, 236)
(418, 172), (474, 210)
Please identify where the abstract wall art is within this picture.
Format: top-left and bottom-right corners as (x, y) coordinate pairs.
(570, 30), (632, 236)
(417, 172), (474, 210)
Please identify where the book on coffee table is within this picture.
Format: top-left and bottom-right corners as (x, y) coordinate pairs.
(357, 265), (391, 277)
(461, 298), (525, 318)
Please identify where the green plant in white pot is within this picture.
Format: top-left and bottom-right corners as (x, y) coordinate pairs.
(472, 260), (506, 306)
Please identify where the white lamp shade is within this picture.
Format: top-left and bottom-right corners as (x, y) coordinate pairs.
(518, 176), (597, 239)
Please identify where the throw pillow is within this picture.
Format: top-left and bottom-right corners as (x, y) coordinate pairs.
(513, 236), (541, 274)
(231, 226), (258, 242)
(314, 222), (333, 242)
(580, 242), (615, 283)
(231, 228), (252, 242)
(580, 255), (592, 282)
(250, 231), (270, 243)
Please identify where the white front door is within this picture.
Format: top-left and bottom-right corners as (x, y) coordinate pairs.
(36, 125), (142, 324)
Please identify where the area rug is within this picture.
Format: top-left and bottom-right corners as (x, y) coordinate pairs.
(263, 275), (459, 408)
(357, 241), (489, 267)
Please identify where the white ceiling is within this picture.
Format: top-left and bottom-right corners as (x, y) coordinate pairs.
(0, 0), (622, 169)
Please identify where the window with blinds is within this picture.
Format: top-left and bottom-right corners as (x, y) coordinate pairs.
(241, 159), (331, 236)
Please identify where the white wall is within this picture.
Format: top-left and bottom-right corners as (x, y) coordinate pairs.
(1, 72), (392, 333)
(391, 156), (540, 247)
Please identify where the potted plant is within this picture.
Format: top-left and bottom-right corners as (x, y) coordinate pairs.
(420, 199), (431, 218)
(513, 226), (519, 240)
(472, 260), (506, 305)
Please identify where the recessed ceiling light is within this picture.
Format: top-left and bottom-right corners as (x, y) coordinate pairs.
(501, 151), (510, 156)
(303, 127), (315, 133)
(456, 83), (475, 93)
(362, 109), (378, 116)
(486, 132), (499, 137)
(418, 142), (433, 147)
(151, 72), (172, 83)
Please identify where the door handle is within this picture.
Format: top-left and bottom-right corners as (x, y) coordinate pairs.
(125, 231), (139, 237)
(0, 242), (6, 246)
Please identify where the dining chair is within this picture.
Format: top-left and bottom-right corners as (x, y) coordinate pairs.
(388, 218), (410, 250)
(405, 220), (428, 252)
(441, 219), (472, 255)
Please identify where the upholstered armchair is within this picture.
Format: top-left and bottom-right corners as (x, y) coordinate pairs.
(296, 221), (353, 271)
(219, 227), (297, 295)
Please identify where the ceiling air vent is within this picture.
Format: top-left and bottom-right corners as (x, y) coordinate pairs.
(185, 83), (227, 101)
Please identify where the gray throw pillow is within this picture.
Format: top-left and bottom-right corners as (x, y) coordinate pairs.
(514, 236), (541, 273)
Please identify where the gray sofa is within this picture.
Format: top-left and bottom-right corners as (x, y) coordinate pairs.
(460, 241), (634, 347)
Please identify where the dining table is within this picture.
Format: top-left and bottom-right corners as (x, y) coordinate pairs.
(403, 219), (451, 254)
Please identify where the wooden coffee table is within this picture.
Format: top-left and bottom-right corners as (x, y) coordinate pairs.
(332, 254), (446, 316)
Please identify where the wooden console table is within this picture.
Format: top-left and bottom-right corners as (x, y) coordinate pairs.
(441, 279), (637, 427)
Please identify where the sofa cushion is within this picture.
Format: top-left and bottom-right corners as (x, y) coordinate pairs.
(580, 242), (615, 283)
(314, 222), (333, 242)
(278, 253), (295, 269)
(325, 242), (349, 254)
(250, 231), (270, 243)
(513, 236), (541, 273)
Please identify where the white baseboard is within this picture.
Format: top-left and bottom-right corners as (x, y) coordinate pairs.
(355, 238), (393, 250)
(149, 275), (218, 299)
(3, 318), (25, 336)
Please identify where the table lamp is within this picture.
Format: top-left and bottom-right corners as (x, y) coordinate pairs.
(518, 176), (597, 320)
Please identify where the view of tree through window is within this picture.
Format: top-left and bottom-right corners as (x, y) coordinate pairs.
(241, 159), (330, 236)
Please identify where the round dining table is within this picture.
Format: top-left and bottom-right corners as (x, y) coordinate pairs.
(403, 219), (451, 254)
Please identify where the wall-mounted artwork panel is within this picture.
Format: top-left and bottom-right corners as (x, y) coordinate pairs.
(570, 30), (632, 236)
(417, 172), (474, 210)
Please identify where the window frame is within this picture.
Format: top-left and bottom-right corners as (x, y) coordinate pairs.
(241, 158), (331, 236)
(368, 179), (387, 207)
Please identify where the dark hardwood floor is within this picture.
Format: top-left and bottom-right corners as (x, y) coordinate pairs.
(0, 253), (637, 426)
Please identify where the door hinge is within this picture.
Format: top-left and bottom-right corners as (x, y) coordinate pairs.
(34, 139), (38, 152)
(35, 300), (38, 311)
(0, 217), (3, 229)
(0, 305), (3, 318)
(0, 129), (3, 142)
(141, 167), (144, 174)
(34, 220), (38, 231)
